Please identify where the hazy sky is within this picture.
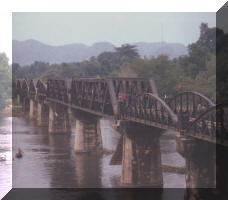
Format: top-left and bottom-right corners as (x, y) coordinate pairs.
(13, 12), (215, 46)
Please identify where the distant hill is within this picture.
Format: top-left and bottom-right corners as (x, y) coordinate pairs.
(12, 39), (188, 66)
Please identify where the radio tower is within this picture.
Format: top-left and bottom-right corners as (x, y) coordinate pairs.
(161, 23), (164, 56)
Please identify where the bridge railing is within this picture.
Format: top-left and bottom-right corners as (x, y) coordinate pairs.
(20, 79), (29, 101)
(185, 103), (228, 145)
(120, 93), (178, 129)
(168, 91), (215, 130)
(110, 78), (158, 117)
(70, 78), (115, 116)
(47, 79), (70, 103)
(28, 80), (37, 99)
(15, 79), (22, 96)
(36, 80), (47, 102)
(70, 78), (159, 118)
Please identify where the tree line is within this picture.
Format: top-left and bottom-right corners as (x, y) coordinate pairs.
(0, 53), (11, 112)
(13, 23), (222, 102)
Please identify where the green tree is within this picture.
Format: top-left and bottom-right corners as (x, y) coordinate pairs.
(130, 55), (181, 96)
(115, 44), (139, 59)
(178, 55), (216, 100)
(0, 53), (11, 112)
(115, 44), (139, 65)
(13, 61), (50, 79)
(180, 23), (216, 79)
(198, 23), (216, 53)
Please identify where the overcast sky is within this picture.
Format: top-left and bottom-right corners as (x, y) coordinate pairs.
(13, 12), (215, 47)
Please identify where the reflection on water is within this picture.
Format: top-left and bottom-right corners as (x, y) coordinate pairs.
(0, 117), (12, 199)
(11, 117), (185, 191)
(160, 133), (186, 188)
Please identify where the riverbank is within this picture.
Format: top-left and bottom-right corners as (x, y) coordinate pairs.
(12, 104), (24, 117)
(0, 99), (25, 118)
(0, 104), (12, 117)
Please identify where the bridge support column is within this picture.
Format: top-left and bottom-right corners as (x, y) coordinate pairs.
(29, 99), (37, 120)
(176, 135), (216, 189)
(48, 105), (71, 134)
(120, 122), (163, 187)
(23, 98), (30, 116)
(74, 119), (102, 153)
(37, 103), (48, 126)
(16, 94), (20, 104)
(68, 107), (73, 123)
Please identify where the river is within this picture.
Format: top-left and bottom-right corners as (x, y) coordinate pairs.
(1, 116), (185, 198)
(0, 117), (12, 199)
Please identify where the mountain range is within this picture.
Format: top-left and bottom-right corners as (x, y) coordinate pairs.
(12, 39), (188, 66)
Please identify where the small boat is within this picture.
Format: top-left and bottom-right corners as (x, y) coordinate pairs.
(0, 155), (6, 161)
(15, 148), (23, 159)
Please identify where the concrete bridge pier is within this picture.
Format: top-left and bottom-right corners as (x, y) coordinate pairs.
(74, 118), (103, 153)
(16, 94), (20, 104)
(48, 104), (71, 134)
(22, 98), (30, 116)
(120, 122), (164, 187)
(29, 99), (37, 120)
(37, 102), (49, 126)
(176, 135), (216, 190)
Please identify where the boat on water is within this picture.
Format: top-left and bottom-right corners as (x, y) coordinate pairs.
(15, 148), (23, 158)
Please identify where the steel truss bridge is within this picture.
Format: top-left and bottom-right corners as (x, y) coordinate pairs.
(14, 78), (228, 146)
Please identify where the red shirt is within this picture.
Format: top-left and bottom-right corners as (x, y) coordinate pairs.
(122, 94), (126, 101)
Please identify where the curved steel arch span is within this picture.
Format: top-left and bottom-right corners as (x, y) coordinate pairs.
(121, 92), (178, 130)
(186, 103), (228, 145)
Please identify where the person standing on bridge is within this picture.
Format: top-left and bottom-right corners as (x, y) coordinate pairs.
(121, 93), (126, 102)
(117, 93), (124, 119)
(164, 94), (170, 104)
(118, 93), (127, 119)
(126, 93), (131, 107)
(197, 103), (206, 116)
(121, 93), (127, 115)
(197, 103), (202, 112)
(197, 103), (203, 116)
